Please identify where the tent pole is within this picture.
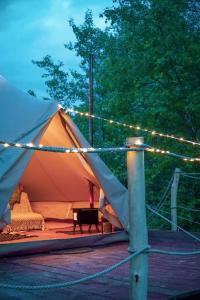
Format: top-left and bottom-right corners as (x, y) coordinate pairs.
(89, 53), (94, 146)
(126, 137), (148, 300)
(89, 181), (94, 208)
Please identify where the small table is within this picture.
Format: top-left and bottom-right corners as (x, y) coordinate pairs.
(73, 208), (99, 233)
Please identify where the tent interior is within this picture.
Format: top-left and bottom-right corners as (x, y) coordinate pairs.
(0, 111), (120, 246)
(21, 111), (100, 221)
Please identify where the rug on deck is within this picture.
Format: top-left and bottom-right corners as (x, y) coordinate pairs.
(0, 233), (38, 242)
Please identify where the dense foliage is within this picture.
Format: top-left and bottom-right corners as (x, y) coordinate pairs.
(32, 0), (200, 230)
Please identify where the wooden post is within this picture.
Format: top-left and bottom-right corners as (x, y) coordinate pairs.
(89, 54), (94, 146)
(171, 168), (181, 231)
(126, 137), (148, 300)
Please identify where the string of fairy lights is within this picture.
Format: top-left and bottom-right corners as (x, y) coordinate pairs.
(0, 105), (199, 163)
(65, 107), (200, 147)
(0, 140), (200, 163)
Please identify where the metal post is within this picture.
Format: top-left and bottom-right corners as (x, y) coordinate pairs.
(89, 54), (94, 146)
(171, 168), (180, 231)
(126, 137), (148, 300)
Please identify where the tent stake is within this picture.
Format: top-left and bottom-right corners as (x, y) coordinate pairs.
(126, 137), (148, 300)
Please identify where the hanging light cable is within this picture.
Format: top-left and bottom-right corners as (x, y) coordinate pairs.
(64, 108), (200, 148)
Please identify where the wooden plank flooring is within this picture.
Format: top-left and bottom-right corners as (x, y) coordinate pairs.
(0, 231), (199, 300)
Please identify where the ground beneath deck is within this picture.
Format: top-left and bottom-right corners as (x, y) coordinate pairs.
(0, 230), (199, 300)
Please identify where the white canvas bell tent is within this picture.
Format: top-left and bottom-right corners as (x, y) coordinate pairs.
(0, 75), (129, 232)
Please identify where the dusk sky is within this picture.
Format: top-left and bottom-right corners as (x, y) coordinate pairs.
(0, 0), (112, 98)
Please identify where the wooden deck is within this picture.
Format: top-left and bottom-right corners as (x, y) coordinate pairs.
(0, 230), (199, 300)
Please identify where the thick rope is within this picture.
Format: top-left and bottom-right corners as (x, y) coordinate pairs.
(180, 172), (200, 175)
(147, 205), (200, 242)
(1, 245), (199, 291)
(150, 207), (200, 226)
(177, 206), (200, 213)
(149, 249), (200, 256)
(176, 215), (200, 226)
(181, 174), (200, 180)
(148, 174), (173, 224)
(0, 140), (200, 163)
(0, 247), (148, 290)
(156, 175), (173, 210)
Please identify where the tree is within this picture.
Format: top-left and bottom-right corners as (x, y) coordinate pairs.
(33, 0), (200, 230)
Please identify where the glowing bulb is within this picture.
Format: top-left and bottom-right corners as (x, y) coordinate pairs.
(3, 143), (9, 147)
(134, 139), (142, 146)
(15, 143), (21, 147)
(26, 143), (33, 147)
(66, 108), (73, 113)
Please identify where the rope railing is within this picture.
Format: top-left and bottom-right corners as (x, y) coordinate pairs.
(1, 140), (200, 163)
(0, 247), (148, 290)
(180, 174), (200, 180)
(147, 205), (200, 242)
(177, 206), (200, 213)
(149, 207), (200, 226)
(148, 175), (173, 224)
(153, 175), (173, 210)
(0, 245), (200, 290)
(149, 249), (200, 256)
(176, 215), (200, 226)
(180, 172), (200, 175)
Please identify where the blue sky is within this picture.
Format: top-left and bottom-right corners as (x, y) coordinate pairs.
(0, 0), (112, 98)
